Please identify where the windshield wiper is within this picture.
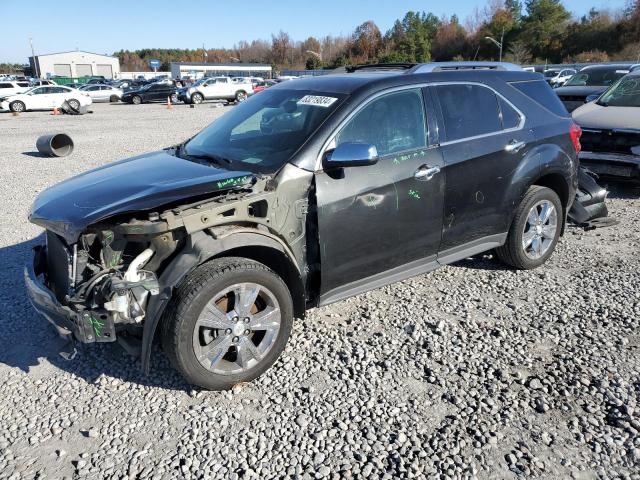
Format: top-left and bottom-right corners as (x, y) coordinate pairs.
(180, 148), (232, 167)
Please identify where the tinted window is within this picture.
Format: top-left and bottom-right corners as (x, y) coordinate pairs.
(498, 97), (521, 129)
(17, 82), (30, 87)
(31, 87), (49, 95)
(436, 84), (501, 142)
(336, 88), (427, 156)
(50, 87), (67, 94)
(510, 80), (569, 117)
(598, 75), (640, 107)
(0, 83), (11, 88)
(565, 68), (628, 87)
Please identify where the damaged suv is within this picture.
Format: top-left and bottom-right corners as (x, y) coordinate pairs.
(26, 62), (581, 390)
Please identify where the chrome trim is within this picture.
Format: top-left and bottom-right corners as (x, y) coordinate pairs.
(315, 81), (526, 170)
(413, 61), (522, 73)
(429, 81), (526, 146)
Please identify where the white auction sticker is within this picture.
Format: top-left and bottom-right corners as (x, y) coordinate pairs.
(297, 95), (338, 107)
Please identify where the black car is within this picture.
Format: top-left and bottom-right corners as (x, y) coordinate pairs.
(121, 82), (178, 104)
(554, 64), (631, 112)
(26, 62), (585, 390)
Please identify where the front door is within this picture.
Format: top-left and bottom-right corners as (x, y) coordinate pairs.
(315, 87), (445, 304)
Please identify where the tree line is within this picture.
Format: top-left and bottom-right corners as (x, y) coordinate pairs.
(113, 0), (639, 72)
(3, 0), (639, 75)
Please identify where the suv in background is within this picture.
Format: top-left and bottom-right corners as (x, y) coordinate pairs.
(554, 64), (631, 112)
(25, 62), (580, 390)
(0, 80), (31, 100)
(179, 76), (252, 104)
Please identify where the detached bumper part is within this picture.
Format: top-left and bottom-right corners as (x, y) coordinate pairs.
(24, 253), (116, 344)
(567, 167), (617, 229)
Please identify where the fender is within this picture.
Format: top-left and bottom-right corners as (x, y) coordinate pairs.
(140, 229), (301, 373)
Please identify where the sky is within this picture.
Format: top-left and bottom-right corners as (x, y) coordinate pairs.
(1, 0), (628, 63)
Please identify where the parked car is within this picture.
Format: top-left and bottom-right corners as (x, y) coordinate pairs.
(120, 83), (178, 104)
(253, 80), (277, 94)
(0, 80), (32, 100)
(79, 84), (123, 103)
(554, 64), (631, 112)
(548, 68), (577, 88)
(1, 85), (92, 112)
(178, 76), (252, 104)
(25, 62), (582, 390)
(572, 70), (640, 182)
(30, 79), (57, 87)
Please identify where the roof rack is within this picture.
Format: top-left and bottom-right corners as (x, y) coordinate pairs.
(411, 61), (523, 73)
(343, 63), (418, 73)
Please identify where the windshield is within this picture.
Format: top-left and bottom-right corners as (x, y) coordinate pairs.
(544, 70), (559, 78)
(598, 75), (640, 107)
(182, 88), (345, 173)
(565, 69), (628, 87)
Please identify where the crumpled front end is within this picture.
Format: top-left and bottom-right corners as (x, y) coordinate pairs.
(25, 224), (174, 345)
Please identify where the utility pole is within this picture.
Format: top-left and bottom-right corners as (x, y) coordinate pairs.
(29, 37), (39, 78)
(202, 43), (208, 63)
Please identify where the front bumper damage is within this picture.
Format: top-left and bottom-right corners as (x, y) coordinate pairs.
(25, 246), (116, 344)
(579, 151), (640, 181)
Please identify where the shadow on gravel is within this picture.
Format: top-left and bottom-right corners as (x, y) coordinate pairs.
(21, 151), (49, 158)
(0, 237), (191, 392)
(451, 253), (509, 271)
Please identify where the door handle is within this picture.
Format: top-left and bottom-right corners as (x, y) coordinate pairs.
(414, 165), (441, 181)
(505, 139), (526, 153)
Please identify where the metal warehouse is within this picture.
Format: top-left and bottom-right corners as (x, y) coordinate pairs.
(170, 62), (272, 79)
(29, 51), (121, 79)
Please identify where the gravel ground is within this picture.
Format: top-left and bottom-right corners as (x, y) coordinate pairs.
(0, 103), (639, 480)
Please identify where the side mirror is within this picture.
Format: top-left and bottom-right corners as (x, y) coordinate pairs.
(324, 143), (379, 169)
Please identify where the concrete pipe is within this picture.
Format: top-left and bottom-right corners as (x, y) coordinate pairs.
(36, 133), (74, 157)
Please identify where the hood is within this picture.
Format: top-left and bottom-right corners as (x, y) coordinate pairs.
(573, 101), (640, 130)
(30, 150), (253, 243)
(554, 86), (606, 97)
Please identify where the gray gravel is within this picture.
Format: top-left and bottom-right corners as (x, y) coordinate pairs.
(0, 103), (639, 480)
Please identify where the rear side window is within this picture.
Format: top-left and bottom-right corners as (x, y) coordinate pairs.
(436, 84), (502, 142)
(0, 83), (11, 88)
(510, 80), (569, 117)
(498, 97), (521, 129)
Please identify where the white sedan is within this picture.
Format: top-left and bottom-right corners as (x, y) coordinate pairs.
(79, 84), (123, 102)
(0, 85), (92, 113)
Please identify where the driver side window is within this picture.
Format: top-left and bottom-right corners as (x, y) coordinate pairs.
(335, 88), (427, 157)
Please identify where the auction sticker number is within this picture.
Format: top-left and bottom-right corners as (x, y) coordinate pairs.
(297, 95), (338, 107)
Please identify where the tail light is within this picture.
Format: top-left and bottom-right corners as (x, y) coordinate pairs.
(570, 123), (582, 153)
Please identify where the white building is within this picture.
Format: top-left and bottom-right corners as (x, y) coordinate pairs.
(30, 51), (120, 79)
(170, 62), (272, 79)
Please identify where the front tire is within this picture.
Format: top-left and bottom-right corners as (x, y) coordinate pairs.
(496, 186), (562, 269)
(235, 90), (247, 103)
(9, 101), (25, 112)
(132, 95), (142, 105)
(162, 257), (293, 390)
(191, 93), (204, 104)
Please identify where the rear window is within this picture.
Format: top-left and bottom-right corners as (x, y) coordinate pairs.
(510, 80), (569, 117)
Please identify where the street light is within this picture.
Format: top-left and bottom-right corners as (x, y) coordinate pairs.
(484, 27), (505, 62)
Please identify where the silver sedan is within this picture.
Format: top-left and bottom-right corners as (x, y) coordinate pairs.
(79, 84), (123, 102)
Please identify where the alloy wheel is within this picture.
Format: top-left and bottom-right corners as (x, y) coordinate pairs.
(192, 282), (282, 375)
(522, 200), (558, 259)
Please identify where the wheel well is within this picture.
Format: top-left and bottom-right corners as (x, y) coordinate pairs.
(213, 246), (306, 319)
(532, 173), (570, 233)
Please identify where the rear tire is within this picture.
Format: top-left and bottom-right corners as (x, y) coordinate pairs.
(9, 101), (25, 112)
(495, 186), (562, 270)
(235, 90), (247, 103)
(170, 93), (178, 104)
(109, 95), (119, 103)
(162, 257), (293, 390)
(67, 99), (80, 110)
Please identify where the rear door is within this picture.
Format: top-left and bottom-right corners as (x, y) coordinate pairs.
(315, 87), (445, 303)
(430, 83), (531, 256)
